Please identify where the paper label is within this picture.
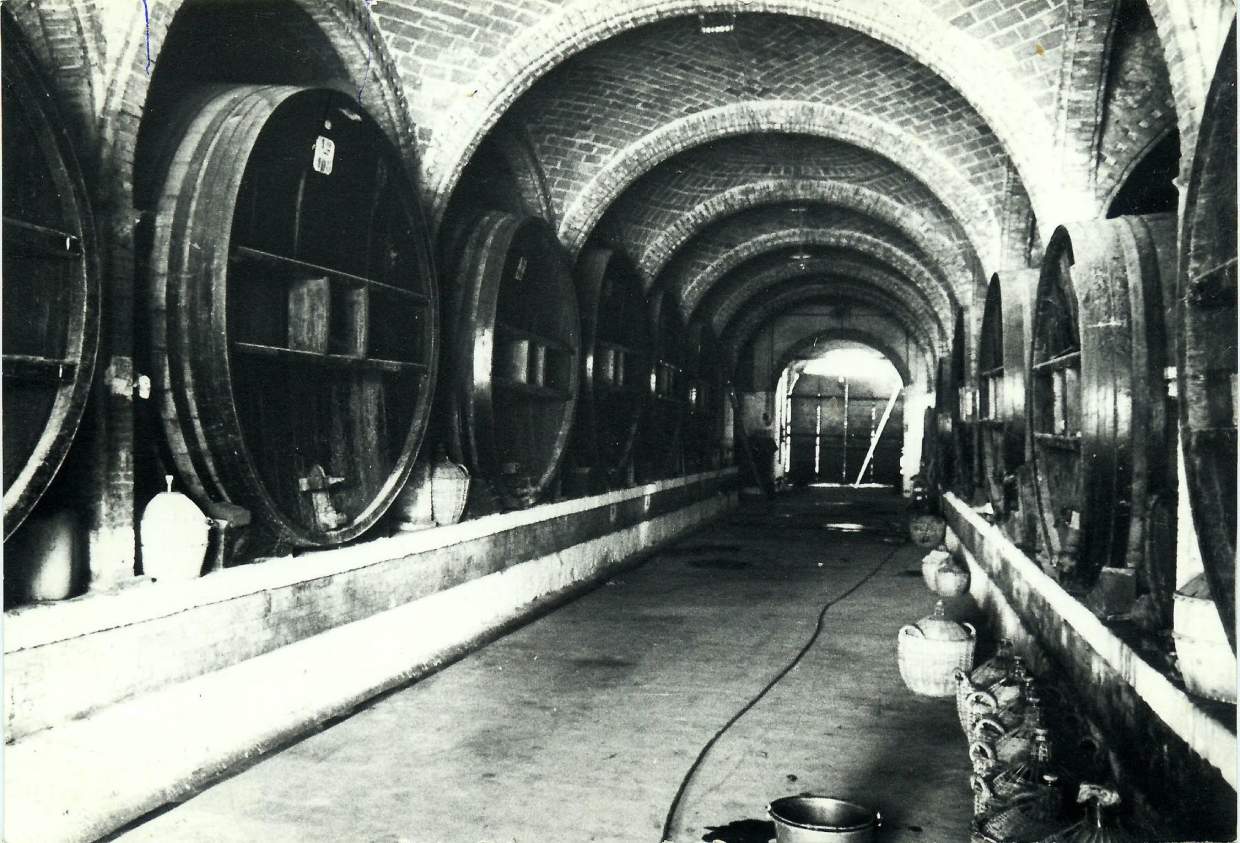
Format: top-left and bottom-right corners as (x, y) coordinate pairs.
(313, 136), (336, 175)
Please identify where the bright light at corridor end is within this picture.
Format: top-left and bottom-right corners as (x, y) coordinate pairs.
(799, 346), (902, 389)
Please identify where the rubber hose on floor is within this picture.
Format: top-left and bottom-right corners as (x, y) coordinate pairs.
(658, 542), (902, 842)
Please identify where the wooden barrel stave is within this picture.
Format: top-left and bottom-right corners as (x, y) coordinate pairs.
(1178, 24), (1237, 648)
(572, 248), (653, 490)
(149, 85), (437, 547)
(452, 212), (580, 509)
(1030, 214), (1178, 618)
(2, 17), (101, 539)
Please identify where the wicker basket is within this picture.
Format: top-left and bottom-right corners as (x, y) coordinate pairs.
(897, 602), (977, 697)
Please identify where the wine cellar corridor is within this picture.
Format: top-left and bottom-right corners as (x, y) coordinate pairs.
(1, 1), (1236, 841)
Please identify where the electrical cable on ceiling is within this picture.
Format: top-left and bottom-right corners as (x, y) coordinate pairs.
(658, 539), (903, 842)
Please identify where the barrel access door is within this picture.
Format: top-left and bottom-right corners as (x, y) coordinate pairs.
(149, 86), (438, 547)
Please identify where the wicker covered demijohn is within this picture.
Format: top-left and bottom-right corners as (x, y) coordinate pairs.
(954, 640), (1016, 734)
(909, 513), (948, 547)
(922, 546), (951, 590)
(898, 600), (977, 697)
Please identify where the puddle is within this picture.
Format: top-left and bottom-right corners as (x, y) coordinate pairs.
(686, 558), (750, 570)
(665, 543), (744, 556)
(568, 657), (634, 669)
(701, 819), (776, 843)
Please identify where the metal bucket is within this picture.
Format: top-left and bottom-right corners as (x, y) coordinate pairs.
(768, 796), (881, 843)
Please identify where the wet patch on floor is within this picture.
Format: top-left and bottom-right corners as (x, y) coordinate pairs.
(700, 818), (776, 843)
(685, 558), (750, 570)
(664, 543), (744, 556)
(568, 656), (635, 670)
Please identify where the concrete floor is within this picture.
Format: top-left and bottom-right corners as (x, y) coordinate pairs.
(114, 487), (974, 843)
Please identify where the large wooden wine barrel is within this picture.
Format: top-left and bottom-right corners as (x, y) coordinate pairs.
(684, 318), (727, 473)
(635, 286), (688, 481)
(1030, 215), (1178, 612)
(930, 308), (973, 500)
(919, 405), (941, 503)
(978, 270), (1038, 548)
(572, 248), (653, 489)
(3, 20), (101, 539)
(1178, 24), (1236, 648)
(452, 212), (580, 509)
(149, 85), (437, 547)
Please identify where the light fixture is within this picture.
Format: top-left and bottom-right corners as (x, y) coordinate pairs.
(698, 12), (736, 34)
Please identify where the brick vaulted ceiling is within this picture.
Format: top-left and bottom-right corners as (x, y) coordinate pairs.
(369, 0), (1197, 379)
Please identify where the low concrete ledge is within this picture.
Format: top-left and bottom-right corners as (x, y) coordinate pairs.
(5, 469), (736, 741)
(4, 483), (735, 843)
(943, 493), (1236, 837)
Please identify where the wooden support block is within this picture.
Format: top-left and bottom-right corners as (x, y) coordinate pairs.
(333, 286), (369, 357)
(530, 344), (546, 387)
(298, 464), (346, 530)
(288, 276), (331, 353)
(500, 338), (530, 383)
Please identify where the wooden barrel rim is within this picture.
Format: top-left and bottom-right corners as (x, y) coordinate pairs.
(978, 271), (1030, 516)
(1029, 215), (1176, 588)
(1177, 23), (1237, 648)
(454, 211), (580, 508)
(574, 247), (653, 483)
(2, 21), (101, 539)
(150, 84), (438, 546)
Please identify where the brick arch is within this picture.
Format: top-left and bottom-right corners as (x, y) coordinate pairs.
(101, 0), (418, 188)
(1144, 0), (1234, 165)
(777, 330), (924, 391)
(1052, 0), (1123, 201)
(408, 0), (1058, 226)
(673, 227), (959, 322)
(5, 2), (103, 160)
(633, 178), (977, 288)
(558, 101), (1000, 266)
(701, 260), (948, 352)
(88, 0), (426, 570)
(1092, 0), (1179, 205)
(719, 280), (939, 371)
(761, 322), (927, 391)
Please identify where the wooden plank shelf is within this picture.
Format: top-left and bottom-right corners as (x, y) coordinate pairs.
(233, 341), (426, 375)
(1032, 349), (1081, 373)
(493, 376), (572, 402)
(2, 353), (77, 383)
(233, 246), (429, 304)
(3, 217), (81, 259)
(1034, 431), (1082, 450)
(495, 321), (572, 354)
